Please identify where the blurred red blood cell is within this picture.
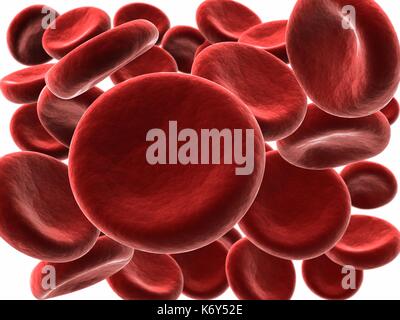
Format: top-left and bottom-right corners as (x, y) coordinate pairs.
(327, 215), (400, 270)
(7, 5), (58, 65)
(240, 151), (351, 260)
(287, 0), (400, 118)
(277, 104), (391, 170)
(31, 236), (133, 299)
(161, 26), (205, 73)
(194, 40), (211, 58)
(226, 238), (296, 300)
(341, 162), (397, 210)
(37, 87), (103, 147)
(69, 73), (265, 254)
(108, 251), (183, 300)
(1, 64), (53, 104)
(380, 98), (400, 125)
(220, 228), (242, 249)
(10, 103), (69, 160)
(46, 20), (158, 99)
(110, 46), (177, 84)
(196, 0), (261, 43)
(192, 43), (307, 141)
(42, 7), (111, 59)
(302, 255), (363, 300)
(0, 152), (99, 262)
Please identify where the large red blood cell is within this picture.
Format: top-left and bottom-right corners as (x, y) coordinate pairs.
(240, 151), (351, 260)
(69, 73), (265, 254)
(0, 152), (99, 262)
(226, 238), (296, 300)
(192, 43), (307, 141)
(287, 0), (400, 118)
(277, 104), (391, 170)
(380, 98), (399, 125)
(46, 20), (158, 99)
(220, 228), (242, 249)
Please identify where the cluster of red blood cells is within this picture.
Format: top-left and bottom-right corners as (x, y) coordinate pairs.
(0, 0), (399, 300)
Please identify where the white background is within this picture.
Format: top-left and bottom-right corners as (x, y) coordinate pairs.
(0, 0), (399, 300)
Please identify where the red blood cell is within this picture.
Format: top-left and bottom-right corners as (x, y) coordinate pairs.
(42, 7), (111, 59)
(220, 228), (242, 249)
(31, 236), (133, 299)
(192, 43), (307, 141)
(196, 0), (261, 43)
(265, 143), (273, 153)
(0, 152), (99, 262)
(380, 98), (400, 125)
(69, 73), (265, 254)
(110, 46), (177, 85)
(46, 20), (159, 99)
(240, 151), (351, 260)
(108, 251), (183, 300)
(277, 104), (391, 170)
(226, 238), (296, 300)
(327, 215), (400, 270)
(172, 240), (228, 299)
(287, 0), (400, 118)
(341, 162), (397, 210)
(161, 26), (205, 73)
(239, 20), (289, 63)
(10, 103), (69, 160)
(37, 87), (104, 147)
(7, 5), (58, 65)
(302, 255), (363, 300)
(0, 64), (53, 104)
(114, 3), (170, 43)
(194, 40), (211, 58)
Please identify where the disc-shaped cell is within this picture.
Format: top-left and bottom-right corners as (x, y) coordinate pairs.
(277, 105), (391, 170)
(108, 251), (183, 300)
(341, 162), (397, 209)
(287, 0), (400, 118)
(220, 228), (242, 249)
(31, 236), (133, 299)
(226, 239), (296, 300)
(69, 73), (265, 254)
(380, 98), (399, 125)
(302, 255), (363, 300)
(161, 26), (205, 73)
(0, 152), (99, 262)
(10, 104), (69, 160)
(196, 0), (261, 43)
(240, 151), (351, 260)
(327, 215), (400, 270)
(38, 87), (104, 147)
(46, 20), (159, 99)
(192, 43), (307, 141)
(43, 7), (111, 59)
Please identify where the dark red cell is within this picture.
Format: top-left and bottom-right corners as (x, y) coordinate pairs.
(220, 228), (242, 249)
(196, 0), (261, 43)
(277, 104), (391, 170)
(327, 215), (400, 270)
(42, 7), (111, 59)
(0, 64), (53, 104)
(287, 0), (400, 118)
(192, 43), (307, 141)
(7, 5), (58, 65)
(226, 238), (296, 300)
(69, 73), (265, 254)
(240, 151), (351, 260)
(31, 236), (133, 299)
(194, 40), (211, 58)
(10, 103), (69, 160)
(110, 46), (177, 85)
(37, 87), (104, 147)
(161, 26), (205, 73)
(380, 98), (399, 125)
(302, 255), (363, 300)
(46, 20), (159, 99)
(0, 152), (99, 262)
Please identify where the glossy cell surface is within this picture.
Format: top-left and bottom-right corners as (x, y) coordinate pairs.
(381, 98), (399, 125)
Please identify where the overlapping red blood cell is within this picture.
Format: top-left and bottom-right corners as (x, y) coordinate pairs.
(226, 239), (296, 300)
(220, 229), (242, 249)
(46, 20), (159, 99)
(31, 236), (133, 299)
(194, 40), (211, 58)
(277, 104), (391, 170)
(287, 0), (400, 118)
(0, 152), (99, 262)
(192, 43), (307, 141)
(381, 98), (400, 125)
(42, 7), (111, 59)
